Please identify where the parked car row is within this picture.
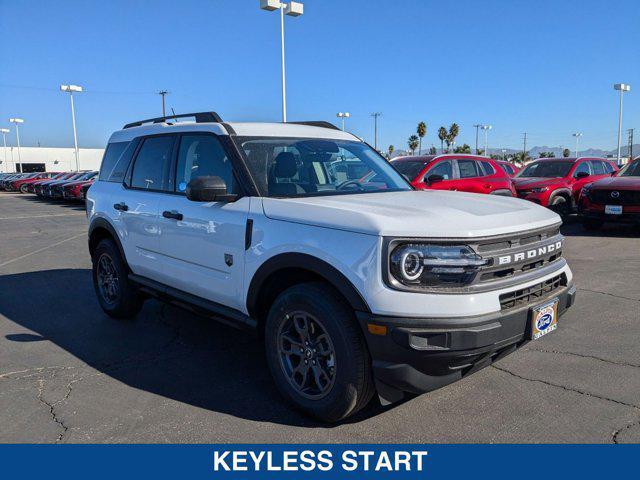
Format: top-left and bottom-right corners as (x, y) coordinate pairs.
(387, 154), (624, 221)
(0, 171), (97, 201)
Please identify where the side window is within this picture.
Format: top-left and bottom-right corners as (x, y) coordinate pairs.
(175, 134), (237, 194)
(481, 161), (495, 176)
(98, 142), (129, 182)
(591, 161), (605, 175)
(130, 136), (174, 190)
(426, 160), (453, 180)
(457, 159), (480, 178)
(573, 161), (591, 177)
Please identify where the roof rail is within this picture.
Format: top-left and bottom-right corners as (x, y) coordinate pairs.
(123, 111), (223, 129)
(289, 121), (341, 131)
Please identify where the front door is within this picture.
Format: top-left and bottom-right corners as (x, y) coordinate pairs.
(157, 133), (249, 312)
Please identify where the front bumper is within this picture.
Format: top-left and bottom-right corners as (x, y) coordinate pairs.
(357, 282), (576, 403)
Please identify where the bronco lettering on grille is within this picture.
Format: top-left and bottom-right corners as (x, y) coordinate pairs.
(497, 241), (562, 266)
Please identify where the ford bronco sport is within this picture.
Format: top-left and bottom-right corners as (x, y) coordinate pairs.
(87, 112), (576, 422)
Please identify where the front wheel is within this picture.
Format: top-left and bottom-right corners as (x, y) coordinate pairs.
(20, 184), (29, 194)
(550, 195), (571, 217)
(264, 282), (374, 422)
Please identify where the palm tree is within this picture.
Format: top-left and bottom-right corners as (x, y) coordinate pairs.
(447, 123), (459, 153)
(562, 148), (571, 157)
(408, 135), (419, 155)
(417, 122), (427, 155)
(438, 127), (447, 153)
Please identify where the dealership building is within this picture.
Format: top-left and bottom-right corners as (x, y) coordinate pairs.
(0, 146), (104, 173)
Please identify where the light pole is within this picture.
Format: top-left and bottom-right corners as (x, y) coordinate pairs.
(9, 118), (23, 172)
(260, 0), (304, 123)
(61, 85), (83, 171)
(0, 128), (9, 173)
(501, 148), (507, 161)
(370, 112), (382, 150)
(481, 124), (492, 156)
(614, 83), (631, 164)
(572, 132), (583, 157)
(336, 112), (350, 131)
(473, 124), (482, 154)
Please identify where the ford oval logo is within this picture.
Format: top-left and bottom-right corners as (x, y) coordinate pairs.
(536, 313), (553, 331)
(611, 191), (620, 198)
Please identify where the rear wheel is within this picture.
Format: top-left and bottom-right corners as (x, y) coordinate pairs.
(264, 282), (374, 422)
(92, 238), (144, 319)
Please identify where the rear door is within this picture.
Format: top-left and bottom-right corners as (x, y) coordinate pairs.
(451, 158), (494, 194)
(156, 132), (250, 312)
(117, 135), (175, 281)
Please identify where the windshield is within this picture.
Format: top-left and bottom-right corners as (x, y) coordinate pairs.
(391, 160), (430, 180)
(235, 137), (411, 197)
(619, 160), (640, 177)
(518, 161), (573, 178)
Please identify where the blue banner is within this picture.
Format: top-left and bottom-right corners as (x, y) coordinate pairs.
(0, 444), (637, 479)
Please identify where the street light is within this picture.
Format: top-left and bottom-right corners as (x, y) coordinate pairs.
(0, 128), (9, 173)
(260, 0), (304, 123)
(480, 125), (492, 156)
(61, 84), (83, 171)
(572, 132), (583, 157)
(9, 118), (23, 173)
(336, 112), (350, 131)
(614, 83), (631, 164)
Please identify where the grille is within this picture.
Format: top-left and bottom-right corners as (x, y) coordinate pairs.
(590, 189), (640, 206)
(499, 273), (566, 310)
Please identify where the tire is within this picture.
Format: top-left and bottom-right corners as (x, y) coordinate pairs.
(92, 238), (144, 319)
(264, 282), (374, 422)
(20, 184), (29, 194)
(550, 195), (570, 217)
(582, 218), (604, 231)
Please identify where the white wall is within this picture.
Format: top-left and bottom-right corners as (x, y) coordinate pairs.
(0, 147), (104, 173)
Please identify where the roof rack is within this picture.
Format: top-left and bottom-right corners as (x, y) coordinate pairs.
(123, 111), (223, 129)
(289, 121), (340, 131)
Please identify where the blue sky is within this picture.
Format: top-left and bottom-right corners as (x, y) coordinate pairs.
(1, 0), (639, 152)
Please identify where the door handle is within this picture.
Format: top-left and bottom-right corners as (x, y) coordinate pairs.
(162, 210), (183, 221)
(113, 202), (128, 211)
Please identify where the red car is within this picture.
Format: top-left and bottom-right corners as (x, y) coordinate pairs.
(11, 172), (59, 193)
(512, 157), (618, 215)
(63, 176), (97, 201)
(495, 160), (520, 177)
(390, 154), (516, 196)
(578, 158), (640, 229)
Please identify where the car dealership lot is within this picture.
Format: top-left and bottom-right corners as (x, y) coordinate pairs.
(0, 192), (639, 443)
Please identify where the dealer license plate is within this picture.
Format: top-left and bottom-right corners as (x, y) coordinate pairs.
(605, 205), (623, 215)
(530, 299), (559, 340)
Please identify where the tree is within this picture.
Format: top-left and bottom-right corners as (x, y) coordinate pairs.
(417, 121), (427, 155)
(477, 148), (485, 156)
(563, 148), (571, 158)
(408, 135), (419, 155)
(446, 123), (459, 153)
(453, 143), (471, 154)
(429, 145), (437, 154)
(388, 145), (394, 159)
(438, 127), (447, 153)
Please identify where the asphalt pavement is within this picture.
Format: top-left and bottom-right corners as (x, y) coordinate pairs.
(1, 192), (638, 443)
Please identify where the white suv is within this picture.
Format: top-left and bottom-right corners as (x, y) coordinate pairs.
(87, 112), (576, 422)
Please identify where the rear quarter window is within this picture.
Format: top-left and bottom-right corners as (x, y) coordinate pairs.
(99, 141), (135, 182)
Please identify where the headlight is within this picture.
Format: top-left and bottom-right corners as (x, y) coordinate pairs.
(530, 187), (549, 193)
(389, 243), (489, 288)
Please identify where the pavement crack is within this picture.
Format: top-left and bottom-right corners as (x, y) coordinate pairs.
(612, 418), (640, 444)
(526, 347), (640, 369)
(577, 287), (640, 303)
(491, 364), (640, 410)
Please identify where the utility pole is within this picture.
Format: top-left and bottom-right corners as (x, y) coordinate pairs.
(371, 112), (382, 150)
(522, 132), (528, 159)
(473, 124), (481, 154)
(158, 90), (168, 116)
(628, 128), (634, 162)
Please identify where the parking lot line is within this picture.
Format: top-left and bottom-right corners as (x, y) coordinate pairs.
(0, 233), (85, 269)
(0, 213), (85, 221)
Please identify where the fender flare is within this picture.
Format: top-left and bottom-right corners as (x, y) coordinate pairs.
(548, 187), (573, 205)
(88, 217), (127, 263)
(246, 253), (371, 317)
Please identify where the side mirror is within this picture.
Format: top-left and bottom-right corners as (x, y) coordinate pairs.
(575, 171), (590, 180)
(427, 174), (445, 184)
(185, 176), (237, 202)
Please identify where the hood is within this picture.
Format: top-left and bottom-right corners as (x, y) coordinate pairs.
(512, 177), (566, 189)
(261, 190), (560, 238)
(590, 176), (640, 191)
